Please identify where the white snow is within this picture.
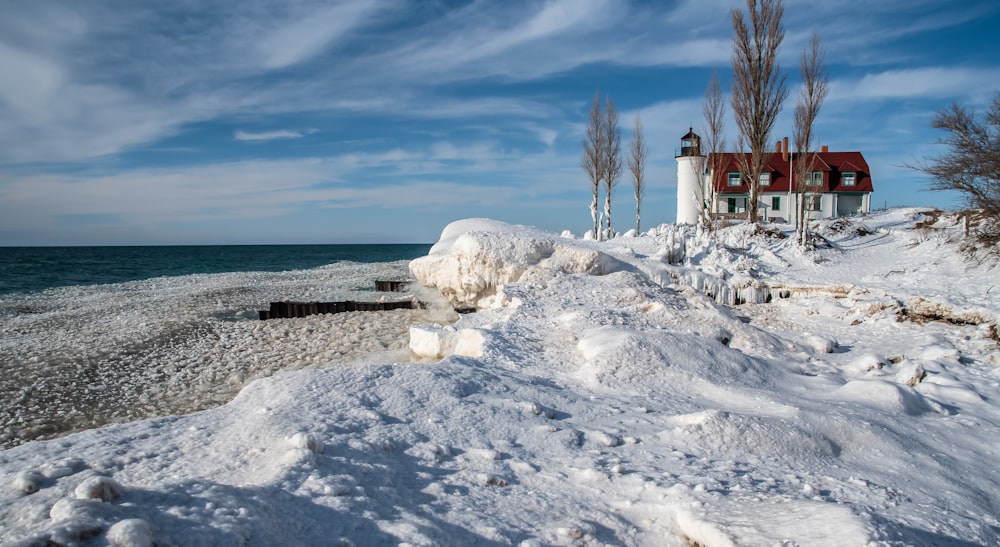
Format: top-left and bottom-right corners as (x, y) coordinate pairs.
(1, 208), (999, 546)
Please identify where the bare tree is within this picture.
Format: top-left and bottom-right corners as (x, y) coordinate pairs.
(792, 31), (829, 247)
(730, 0), (788, 223)
(702, 69), (727, 228)
(628, 114), (647, 234)
(909, 93), (1000, 259)
(603, 95), (623, 239)
(581, 91), (605, 240)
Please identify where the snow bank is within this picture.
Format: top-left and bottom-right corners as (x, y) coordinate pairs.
(409, 218), (626, 309)
(408, 325), (485, 360)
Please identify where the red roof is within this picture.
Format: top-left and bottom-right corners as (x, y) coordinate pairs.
(710, 151), (873, 194)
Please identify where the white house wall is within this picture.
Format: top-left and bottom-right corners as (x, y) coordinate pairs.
(761, 192), (789, 222)
(715, 192), (870, 221)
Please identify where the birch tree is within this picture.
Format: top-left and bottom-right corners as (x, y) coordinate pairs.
(603, 95), (623, 239)
(730, 0), (788, 223)
(581, 91), (605, 240)
(628, 114), (647, 234)
(702, 69), (727, 228)
(792, 31), (829, 247)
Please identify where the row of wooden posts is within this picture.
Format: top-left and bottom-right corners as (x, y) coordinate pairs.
(258, 280), (415, 320)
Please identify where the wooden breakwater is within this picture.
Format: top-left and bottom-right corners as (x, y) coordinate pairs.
(259, 299), (417, 320)
(258, 280), (418, 320)
(375, 280), (410, 292)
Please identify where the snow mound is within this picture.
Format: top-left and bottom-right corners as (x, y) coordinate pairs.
(661, 409), (839, 461)
(409, 218), (626, 309)
(13, 471), (44, 494)
(107, 519), (154, 547)
(804, 334), (838, 354)
(836, 380), (943, 415)
(74, 475), (123, 501)
(677, 497), (872, 546)
(574, 327), (767, 392)
(409, 325), (485, 360)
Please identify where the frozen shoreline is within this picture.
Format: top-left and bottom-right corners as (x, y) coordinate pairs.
(0, 261), (453, 449)
(1, 209), (998, 546)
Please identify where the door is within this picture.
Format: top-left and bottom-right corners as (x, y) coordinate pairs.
(837, 194), (863, 217)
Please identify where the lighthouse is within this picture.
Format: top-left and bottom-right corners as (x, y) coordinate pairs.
(675, 128), (704, 225)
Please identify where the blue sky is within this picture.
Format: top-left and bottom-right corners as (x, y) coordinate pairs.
(1, 0), (998, 245)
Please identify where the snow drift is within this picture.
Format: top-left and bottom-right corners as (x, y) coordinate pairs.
(409, 218), (626, 309)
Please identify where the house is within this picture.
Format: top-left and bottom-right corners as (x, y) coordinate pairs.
(675, 130), (874, 224)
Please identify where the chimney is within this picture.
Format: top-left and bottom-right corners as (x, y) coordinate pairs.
(821, 145), (829, 153)
(782, 137), (789, 162)
(776, 141), (782, 153)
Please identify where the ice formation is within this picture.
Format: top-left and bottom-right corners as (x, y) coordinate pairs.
(409, 218), (626, 309)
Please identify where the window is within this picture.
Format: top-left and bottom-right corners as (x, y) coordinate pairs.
(728, 172), (741, 187)
(842, 171), (856, 186)
(771, 196), (781, 211)
(760, 172), (771, 186)
(808, 195), (822, 211)
(727, 197), (737, 213)
(808, 171), (823, 186)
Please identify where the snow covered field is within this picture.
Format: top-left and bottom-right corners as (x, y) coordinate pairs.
(1, 208), (998, 546)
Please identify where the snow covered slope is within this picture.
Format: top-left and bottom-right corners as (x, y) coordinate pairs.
(1, 209), (998, 546)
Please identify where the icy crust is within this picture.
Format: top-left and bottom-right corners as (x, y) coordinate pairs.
(409, 218), (625, 309)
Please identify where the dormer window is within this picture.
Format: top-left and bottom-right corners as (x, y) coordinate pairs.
(807, 171), (823, 186)
(760, 172), (771, 186)
(842, 171), (856, 186)
(728, 172), (741, 186)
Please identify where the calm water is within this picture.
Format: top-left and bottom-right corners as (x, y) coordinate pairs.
(0, 244), (431, 296)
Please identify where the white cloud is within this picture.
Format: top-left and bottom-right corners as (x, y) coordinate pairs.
(254, 1), (391, 69)
(829, 67), (1000, 102)
(234, 129), (306, 141)
(630, 38), (732, 68)
(0, 42), (65, 112)
(0, 137), (563, 236)
(317, 181), (517, 209)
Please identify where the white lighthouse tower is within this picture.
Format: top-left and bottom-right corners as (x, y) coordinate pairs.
(675, 128), (704, 225)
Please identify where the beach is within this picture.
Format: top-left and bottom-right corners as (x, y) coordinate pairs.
(0, 253), (441, 449)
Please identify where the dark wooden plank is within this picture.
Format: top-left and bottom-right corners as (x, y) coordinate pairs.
(259, 299), (417, 319)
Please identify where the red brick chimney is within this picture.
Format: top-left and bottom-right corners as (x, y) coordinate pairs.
(782, 137), (789, 162)
(821, 145), (829, 153)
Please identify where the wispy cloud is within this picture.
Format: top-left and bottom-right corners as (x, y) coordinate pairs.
(0, 136), (573, 239)
(828, 67), (1000, 103)
(253, 1), (394, 69)
(234, 129), (307, 141)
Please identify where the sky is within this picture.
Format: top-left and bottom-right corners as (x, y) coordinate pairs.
(1, 0), (999, 246)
